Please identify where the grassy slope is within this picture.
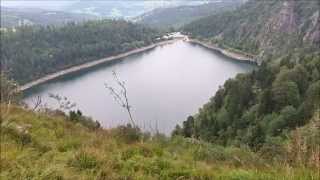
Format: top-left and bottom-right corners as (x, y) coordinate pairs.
(1, 106), (318, 179)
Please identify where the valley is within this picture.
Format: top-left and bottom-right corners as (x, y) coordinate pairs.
(1, 0), (319, 179)
(23, 40), (255, 134)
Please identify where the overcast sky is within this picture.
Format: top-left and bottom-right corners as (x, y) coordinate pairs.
(1, 1), (215, 11)
(1, 1), (78, 10)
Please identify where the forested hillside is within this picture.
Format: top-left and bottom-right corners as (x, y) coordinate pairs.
(61, 0), (206, 19)
(0, 7), (97, 28)
(177, 0), (320, 152)
(1, 20), (160, 84)
(136, 0), (243, 29)
(183, 0), (320, 61)
(175, 54), (320, 147)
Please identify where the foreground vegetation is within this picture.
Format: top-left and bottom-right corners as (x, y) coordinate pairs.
(1, 105), (319, 179)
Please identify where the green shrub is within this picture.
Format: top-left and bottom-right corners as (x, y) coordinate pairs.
(57, 138), (82, 152)
(3, 125), (32, 147)
(258, 136), (286, 162)
(121, 144), (154, 161)
(193, 145), (227, 162)
(68, 151), (98, 170)
(69, 110), (101, 130)
(112, 124), (143, 143)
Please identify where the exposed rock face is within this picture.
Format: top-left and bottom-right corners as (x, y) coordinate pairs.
(304, 11), (320, 44)
(254, 0), (318, 55)
(258, 0), (298, 56)
(268, 0), (297, 34)
(184, 0), (319, 60)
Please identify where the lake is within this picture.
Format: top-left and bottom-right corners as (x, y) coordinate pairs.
(24, 41), (256, 134)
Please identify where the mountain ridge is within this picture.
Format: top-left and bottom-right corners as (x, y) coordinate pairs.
(0, 7), (97, 28)
(136, 0), (243, 29)
(183, 0), (320, 62)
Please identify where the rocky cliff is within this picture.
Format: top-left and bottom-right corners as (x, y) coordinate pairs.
(183, 0), (320, 61)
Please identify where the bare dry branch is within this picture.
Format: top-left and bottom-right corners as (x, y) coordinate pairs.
(31, 95), (42, 111)
(49, 93), (76, 111)
(105, 71), (136, 127)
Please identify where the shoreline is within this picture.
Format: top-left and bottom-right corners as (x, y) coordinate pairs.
(19, 37), (257, 92)
(188, 39), (257, 64)
(19, 39), (177, 92)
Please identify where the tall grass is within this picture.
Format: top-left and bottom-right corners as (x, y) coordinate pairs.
(1, 105), (319, 179)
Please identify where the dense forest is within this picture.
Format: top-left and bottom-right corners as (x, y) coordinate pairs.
(1, 20), (160, 84)
(174, 54), (320, 148)
(177, 0), (320, 152)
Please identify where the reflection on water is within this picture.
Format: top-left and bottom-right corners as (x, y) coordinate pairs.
(24, 41), (255, 134)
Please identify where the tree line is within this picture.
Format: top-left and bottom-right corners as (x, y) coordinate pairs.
(1, 20), (161, 84)
(174, 53), (320, 150)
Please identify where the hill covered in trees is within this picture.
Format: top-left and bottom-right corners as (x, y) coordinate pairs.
(61, 1), (206, 19)
(1, 20), (160, 84)
(136, 0), (243, 29)
(174, 54), (320, 148)
(0, 7), (97, 28)
(183, 0), (320, 62)
(177, 0), (320, 153)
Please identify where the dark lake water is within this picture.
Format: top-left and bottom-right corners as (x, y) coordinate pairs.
(24, 41), (255, 134)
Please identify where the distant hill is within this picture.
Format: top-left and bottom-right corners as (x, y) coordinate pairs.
(1, 7), (97, 28)
(183, 0), (320, 61)
(1, 20), (160, 84)
(61, 0), (206, 19)
(136, 0), (244, 29)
